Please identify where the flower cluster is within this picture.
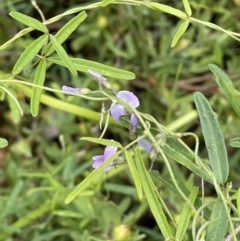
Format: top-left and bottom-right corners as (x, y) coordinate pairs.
(62, 70), (152, 170)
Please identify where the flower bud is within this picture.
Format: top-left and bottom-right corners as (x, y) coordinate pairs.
(149, 146), (158, 162)
(112, 225), (131, 241)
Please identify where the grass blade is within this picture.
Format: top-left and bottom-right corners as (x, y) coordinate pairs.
(49, 34), (77, 76)
(175, 186), (198, 241)
(12, 34), (48, 75)
(135, 149), (172, 239)
(194, 92), (229, 184)
(30, 58), (47, 116)
(125, 151), (143, 200)
(9, 12), (48, 33)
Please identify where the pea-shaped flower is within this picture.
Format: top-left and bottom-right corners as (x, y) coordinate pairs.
(92, 146), (118, 170)
(111, 91), (139, 129)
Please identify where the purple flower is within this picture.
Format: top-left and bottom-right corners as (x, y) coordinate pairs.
(92, 146), (118, 170)
(88, 69), (111, 88)
(138, 138), (153, 153)
(62, 85), (79, 93)
(111, 90), (139, 126)
(62, 85), (91, 94)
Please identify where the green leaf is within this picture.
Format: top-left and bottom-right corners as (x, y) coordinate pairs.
(49, 34), (77, 76)
(194, 92), (229, 184)
(101, 0), (117, 6)
(45, 11), (87, 56)
(209, 64), (240, 117)
(230, 137), (240, 148)
(80, 137), (122, 148)
(0, 138), (8, 148)
(171, 20), (189, 47)
(125, 151), (143, 200)
(147, 2), (187, 18)
(30, 58), (47, 116)
(12, 34), (48, 75)
(9, 12), (48, 33)
(135, 149), (172, 239)
(47, 57), (135, 80)
(175, 186), (198, 241)
(182, 0), (192, 16)
(65, 151), (121, 204)
(206, 197), (229, 241)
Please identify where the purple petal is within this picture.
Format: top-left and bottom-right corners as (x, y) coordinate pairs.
(104, 146), (118, 160)
(88, 69), (109, 87)
(92, 155), (104, 168)
(117, 91), (139, 108)
(62, 85), (78, 93)
(138, 138), (152, 153)
(110, 103), (128, 122)
(130, 114), (138, 127)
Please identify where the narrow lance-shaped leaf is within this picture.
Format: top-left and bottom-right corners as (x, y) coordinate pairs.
(80, 137), (122, 148)
(125, 151), (143, 200)
(9, 12), (48, 33)
(175, 186), (198, 241)
(45, 11), (87, 56)
(182, 0), (192, 16)
(47, 56), (135, 80)
(7, 88), (21, 123)
(65, 151), (121, 204)
(49, 34), (77, 76)
(147, 2), (187, 18)
(30, 58), (47, 116)
(206, 197), (229, 241)
(194, 92), (229, 184)
(171, 20), (189, 47)
(209, 64), (240, 117)
(135, 149), (172, 239)
(13, 34), (48, 75)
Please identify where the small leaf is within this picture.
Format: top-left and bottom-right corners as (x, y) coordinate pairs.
(194, 92), (229, 184)
(171, 20), (189, 47)
(209, 64), (240, 117)
(147, 2), (187, 18)
(101, 0), (117, 6)
(80, 137), (122, 148)
(9, 12), (48, 33)
(65, 151), (121, 204)
(135, 149), (172, 239)
(175, 186), (198, 241)
(45, 11), (87, 56)
(125, 151), (143, 200)
(47, 57), (135, 80)
(206, 197), (229, 241)
(182, 0), (192, 16)
(230, 137), (240, 148)
(0, 138), (8, 148)
(49, 34), (77, 76)
(30, 58), (47, 116)
(13, 34), (48, 75)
